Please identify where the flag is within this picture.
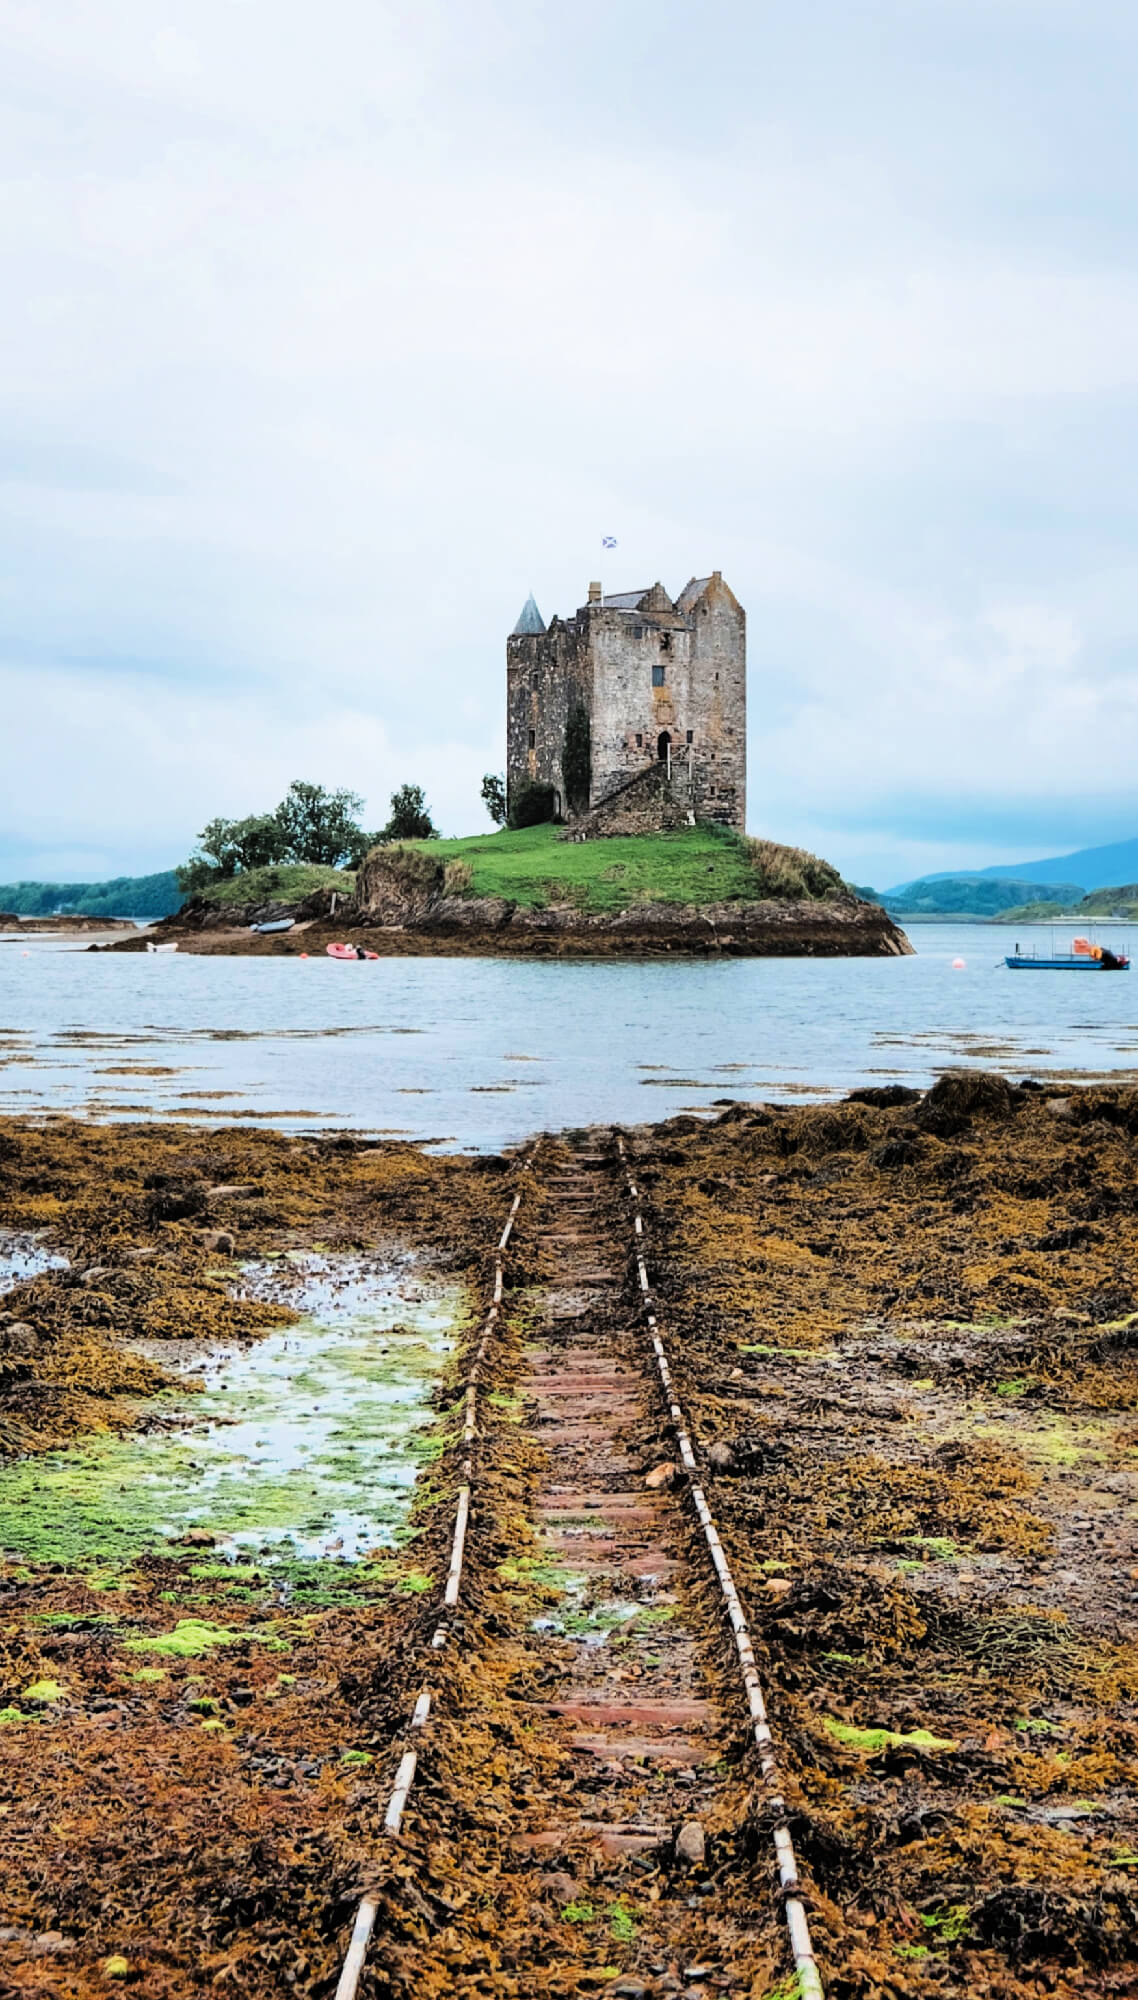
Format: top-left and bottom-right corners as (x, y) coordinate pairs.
(601, 535), (617, 549)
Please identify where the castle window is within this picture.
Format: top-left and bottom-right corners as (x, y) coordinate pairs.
(635, 733), (643, 748)
(660, 631), (671, 653)
(651, 665), (665, 687)
(633, 625), (643, 639)
(686, 729), (693, 744)
(527, 728), (535, 749)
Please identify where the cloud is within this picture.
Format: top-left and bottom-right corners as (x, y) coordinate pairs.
(2, 0), (1137, 883)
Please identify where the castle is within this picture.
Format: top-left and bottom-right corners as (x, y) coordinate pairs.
(506, 572), (746, 832)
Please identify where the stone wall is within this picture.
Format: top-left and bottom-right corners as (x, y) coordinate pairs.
(506, 621), (587, 819)
(506, 572), (746, 832)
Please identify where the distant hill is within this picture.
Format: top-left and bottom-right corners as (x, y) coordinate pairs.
(889, 835), (1138, 896)
(995, 881), (1138, 924)
(873, 876), (1083, 918)
(0, 871), (182, 919)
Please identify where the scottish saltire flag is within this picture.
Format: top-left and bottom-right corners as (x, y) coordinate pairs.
(602, 535), (617, 548)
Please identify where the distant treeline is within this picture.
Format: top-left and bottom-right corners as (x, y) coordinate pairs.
(0, 872), (182, 919)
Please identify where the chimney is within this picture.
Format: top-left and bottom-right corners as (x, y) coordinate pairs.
(588, 580), (602, 604)
(712, 570), (721, 582)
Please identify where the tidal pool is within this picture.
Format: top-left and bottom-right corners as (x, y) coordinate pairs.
(0, 1253), (464, 1580)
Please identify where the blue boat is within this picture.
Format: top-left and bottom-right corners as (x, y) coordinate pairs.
(1006, 936), (1129, 971)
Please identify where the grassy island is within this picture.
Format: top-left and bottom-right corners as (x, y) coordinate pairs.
(396, 822), (846, 912)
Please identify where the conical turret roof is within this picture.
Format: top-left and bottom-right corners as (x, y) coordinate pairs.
(512, 592), (546, 636)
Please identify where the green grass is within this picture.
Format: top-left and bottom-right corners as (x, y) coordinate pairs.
(401, 823), (843, 913)
(199, 863), (355, 907)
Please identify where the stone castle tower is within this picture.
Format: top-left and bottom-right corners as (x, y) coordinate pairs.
(505, 573), (746, 831)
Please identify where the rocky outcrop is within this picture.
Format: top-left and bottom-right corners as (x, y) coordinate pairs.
(352, 846), (445, 923)
(349, 856), (910, 956)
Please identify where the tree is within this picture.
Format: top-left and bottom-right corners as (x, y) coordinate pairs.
(229, 813), (290, 871)
(481, 772), (507, 826)
(275, 780), (366, 867)
(380, 784), (438, 841)
(562, 702), (591, 815)
(174, 855), (220, 896)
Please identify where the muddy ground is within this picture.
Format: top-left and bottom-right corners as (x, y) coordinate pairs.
(0, 1083), (1136, 1997)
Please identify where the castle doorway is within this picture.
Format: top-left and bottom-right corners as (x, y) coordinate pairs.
(656, 730), (671, 766)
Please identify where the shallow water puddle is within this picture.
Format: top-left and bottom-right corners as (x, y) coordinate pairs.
(0, 1230), (68, 1289)
(0, 1253), (464, 1575)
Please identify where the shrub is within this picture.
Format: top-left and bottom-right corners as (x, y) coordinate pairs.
(443, 860), (474, 896)
(509, 782), (559, 829)
(743, 838), (844, 900)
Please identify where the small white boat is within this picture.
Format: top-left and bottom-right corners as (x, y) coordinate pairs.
(250, 918), (295, 934)
(146, 941), (179, 953)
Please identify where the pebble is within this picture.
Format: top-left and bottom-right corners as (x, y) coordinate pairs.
(607, 1982), (647, 1998)
(674, 1819), (706, 1867)
(644, 1463), (676, 1490)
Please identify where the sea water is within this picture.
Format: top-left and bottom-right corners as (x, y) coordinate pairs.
(0, 922), (1134, 1150)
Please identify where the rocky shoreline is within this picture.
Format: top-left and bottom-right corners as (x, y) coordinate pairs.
(108, 880), (911, 959)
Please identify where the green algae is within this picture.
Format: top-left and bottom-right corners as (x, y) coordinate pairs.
(23, 1678), (63, 1704)
(0, 1706), (26, 1724)
(131, 1667), (166, 1685)
(397, 1569), (434, 1595)
(920, 1904), (970, 1944)
(824, 1719), (957, 1754)
(340, 1748), (373, 1766)
(0, 1270), (466, 1582)
(124, 1619), (286, 1658)
(902, 1535), (962, 1560)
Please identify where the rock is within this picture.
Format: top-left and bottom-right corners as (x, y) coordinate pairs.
(607, 1982), (647, 1998)
(675, 1819), (706, 1867)
(177, 1527), (216, 1547)
(1046, 1097), (1075, 1120)
(143, 1177), (208, 1223)
(703, 1441), (736, 1475)
(762, 1575), (794, 1597)
(79, 1267), (113, 1287)
(540, 1870), (578, 1905)
(681, 1968), (714, 1983)
(1, 1321), (40, 1354)
(197, 1229), (236, 1254)
(123, 1247), (160, 1263)
(644, 1463), (676, 1490)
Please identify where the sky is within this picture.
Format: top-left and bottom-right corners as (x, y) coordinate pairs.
(2, 0), (1138, 890)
